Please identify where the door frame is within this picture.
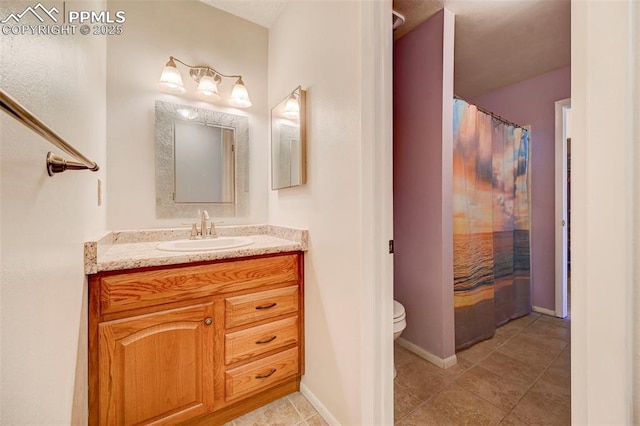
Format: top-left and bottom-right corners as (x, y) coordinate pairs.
(554, 98), (571, 318)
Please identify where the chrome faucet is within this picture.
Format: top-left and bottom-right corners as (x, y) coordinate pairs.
(200, 210), (210, 238)
(209, 217), (218, 238)
(188, 210), (218, 239)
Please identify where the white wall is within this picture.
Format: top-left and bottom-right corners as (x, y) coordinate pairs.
(635, 4), (640, 422)
(571, 0), (637, 422)
(0, 0), (107, 423)
(106, 0), (268, 229)
(268, 1), (393, 424)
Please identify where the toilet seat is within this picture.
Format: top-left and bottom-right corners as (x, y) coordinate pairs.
(393, 300), (406, 321)
(393, 300), (406, 334)
(393, 300), (407, 379)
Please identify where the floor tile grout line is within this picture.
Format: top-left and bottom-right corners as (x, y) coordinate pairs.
(449, 314), (553, 424)
(394, 362), (472, 424)
(489, 335), (568, 395)
(455, 325), (532, 421)
(451, 378), (514, 422)
(286, 394), (315, 422)
(501, 405), (533, 426)
(456, 357), (535, 426)
(395, 312), (569, 424)
(395, 398), (429, 424)
(504, 343), (569, 423)
(394, 381), (455, 425)
(491, 332), (570, 422)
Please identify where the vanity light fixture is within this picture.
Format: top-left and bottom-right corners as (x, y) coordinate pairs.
(282, 87), (301, 119)
(158, 56), (252, 108)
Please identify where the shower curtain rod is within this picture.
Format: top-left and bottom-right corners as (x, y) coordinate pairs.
(454, 95), (528, 130)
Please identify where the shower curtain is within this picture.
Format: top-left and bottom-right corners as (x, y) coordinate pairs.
(453, 99), (531, 350)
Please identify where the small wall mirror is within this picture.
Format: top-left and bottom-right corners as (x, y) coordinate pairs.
(155, 101), (249, 218)
(271, 86), (306, 190)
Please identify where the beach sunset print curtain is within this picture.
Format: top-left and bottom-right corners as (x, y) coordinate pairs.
(453, 99), (531, 350)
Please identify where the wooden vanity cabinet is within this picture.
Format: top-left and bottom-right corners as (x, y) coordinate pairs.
(88, 252), (304, 426)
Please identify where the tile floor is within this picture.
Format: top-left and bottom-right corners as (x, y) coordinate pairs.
(395, 312), (571, 425)
(226, 391), (328, 426)
(229, 312), (570, 425)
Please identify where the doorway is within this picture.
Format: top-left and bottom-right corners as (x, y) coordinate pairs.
(554, 98), (571, 318)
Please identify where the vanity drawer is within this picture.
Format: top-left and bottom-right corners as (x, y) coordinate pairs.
(225, 347), (298, 401)
(225, 286), (298, 328)
(225, 316), (299, 365)
(99, 254), (299, 315)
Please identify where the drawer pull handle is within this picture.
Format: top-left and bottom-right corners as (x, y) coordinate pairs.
(255, 335), (277, 344)
(255, 368), (277, 379)
(204, 317), (213, 326)
(255, 302), (277, 310)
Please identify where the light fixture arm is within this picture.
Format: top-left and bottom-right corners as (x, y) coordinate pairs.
(170, 56), (242, 81)
(159, 56), (252, 108)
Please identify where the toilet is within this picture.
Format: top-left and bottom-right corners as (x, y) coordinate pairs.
(393, 300), (407, 378)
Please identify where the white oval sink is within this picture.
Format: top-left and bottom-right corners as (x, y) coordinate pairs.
(156, 237), (254, 252)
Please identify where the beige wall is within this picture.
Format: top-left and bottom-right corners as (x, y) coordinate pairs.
(106, 1), (268, 229)
(0, 0), (107, 423)
(268, 1), (394, 423)
(571, 0), (637, 422)
(16, 1), (640, 424)
(635, 2), (640, 422)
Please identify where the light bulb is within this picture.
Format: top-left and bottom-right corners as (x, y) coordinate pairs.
(176, 108), (198, 120)
(228, 77), (252, 108)
(158, 57), (185, 94)
(283, 93), (300, 119)
(196, 72), (221, 100)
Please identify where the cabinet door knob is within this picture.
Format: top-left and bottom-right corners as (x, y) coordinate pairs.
(255, 368), (277, 379)
(204, 317), (213, 326)
(255, 302), (277, 310)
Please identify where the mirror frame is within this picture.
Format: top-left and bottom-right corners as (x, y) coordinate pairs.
(271, 86), (306, 190)
(155, 100), (249, 219)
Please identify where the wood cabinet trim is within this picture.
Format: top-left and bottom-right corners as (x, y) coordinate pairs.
(98, 303), (215, 425)
(99, 254), (299, 316)
(224, 347), (299, 402)
(88, 251), (304, 425)
(225, 285), (299, 329)
(225, 316), (299, 365)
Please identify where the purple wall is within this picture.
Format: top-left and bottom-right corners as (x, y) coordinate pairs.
(471, 66), (571, 311)
(393, 9), (455, 360)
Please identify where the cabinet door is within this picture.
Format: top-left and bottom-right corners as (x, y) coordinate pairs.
(98, 303), (215, 426)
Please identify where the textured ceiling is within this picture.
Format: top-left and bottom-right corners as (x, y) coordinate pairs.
(199, 0), (570, 98)
(199, 0), (286, 28)
(393, 0), (571, 97)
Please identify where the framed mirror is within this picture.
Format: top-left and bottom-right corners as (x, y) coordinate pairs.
(271, 86), (306, 190)
(155, 100), (249, 218)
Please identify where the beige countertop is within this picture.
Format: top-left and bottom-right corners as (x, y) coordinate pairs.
(85, 225), (308, 274)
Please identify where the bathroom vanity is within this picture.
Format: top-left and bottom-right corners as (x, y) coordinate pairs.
(85, 226), (307, 425)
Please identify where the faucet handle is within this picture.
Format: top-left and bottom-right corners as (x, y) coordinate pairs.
(190, 223), (199, 239)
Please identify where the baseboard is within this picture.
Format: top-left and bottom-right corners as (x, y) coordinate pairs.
(300, 382), (340, 426)
(532, 305), (556, 317)
(396, 338), (458, 370)
(443, 353), (458, 369)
